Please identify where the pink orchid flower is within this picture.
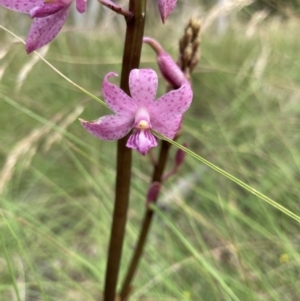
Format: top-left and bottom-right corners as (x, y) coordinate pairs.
(80, 69), (193, 155)
(158, 0), (177, 23)
(0, 0), (87, 53)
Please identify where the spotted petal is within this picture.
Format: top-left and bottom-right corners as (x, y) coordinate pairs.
(158, 0), (177, 23)
(102, 72), (137, 115)
(26, 5), (70, 53)
(151, 114), (182, 139)
(129, 69), (158, 107)
(149, 81), (193, 116)
(76, 0), (87, 13)
(126, 130), (158, 155)
(30, 3), (66, 18)
(80, 115), (134, 141)
(0, 0), (44, 13)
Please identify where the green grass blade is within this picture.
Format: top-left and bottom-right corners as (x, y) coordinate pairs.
(150, 203), (241, 301)
(153, 132), (300, 223)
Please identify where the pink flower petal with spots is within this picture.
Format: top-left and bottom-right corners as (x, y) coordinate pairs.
(26, 5), (70, 53)
(80, 115), (134, 141)
(149, 81), (193, 117)
(76, 0), (86, 13)
(129, 69), (158, 107)
(151, 114), (182, 139)
(102, 72), (138, 115)
(158, 0), (177, 23)
(0, 0), (44, 13)
(30, 3), (66, 18)
(126, 130), (158, 155)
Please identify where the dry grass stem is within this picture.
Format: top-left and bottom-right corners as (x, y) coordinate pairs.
(202, 0), (255, 32)
(0, 108), (79, 194)
(16, 45), (49, 91)
(43, 105), (84, 152)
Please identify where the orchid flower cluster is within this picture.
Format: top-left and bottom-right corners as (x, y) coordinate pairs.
(0, 0), (177, 53)
(0, 1), (198, 299)
(0, 0), (192, 155)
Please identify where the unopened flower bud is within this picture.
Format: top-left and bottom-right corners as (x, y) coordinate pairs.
(162, 143), (187, 181)
(146, 182), (161, 207)
(143, 37), (186, 89)
(157, 52), (186, 88)
(175, 143), (187, 168)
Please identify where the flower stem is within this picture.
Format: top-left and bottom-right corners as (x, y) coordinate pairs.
(98, 0), (134, 19)
(103, 1), (147, 301)
(119, 140), (171, 300)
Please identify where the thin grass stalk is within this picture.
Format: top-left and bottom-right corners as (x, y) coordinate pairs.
(103, 1), (147, 301)
(0, 232), (22, 301)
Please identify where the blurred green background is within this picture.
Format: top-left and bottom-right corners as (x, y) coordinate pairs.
(0, 0), (300, 300)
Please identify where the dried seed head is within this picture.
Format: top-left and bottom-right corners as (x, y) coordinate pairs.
(190, 52), (200, 73)
(177, 17), (202, 83)
(190, 17), (201, 38)
(180, 28), (193, 52)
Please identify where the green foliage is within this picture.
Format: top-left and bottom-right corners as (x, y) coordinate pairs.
(0, 7), (300, 301)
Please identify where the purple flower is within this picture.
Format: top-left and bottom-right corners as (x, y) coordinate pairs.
(80, 69), (193, 155)
(0, 0), (87, 53)
(158, 0), (177, 23)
